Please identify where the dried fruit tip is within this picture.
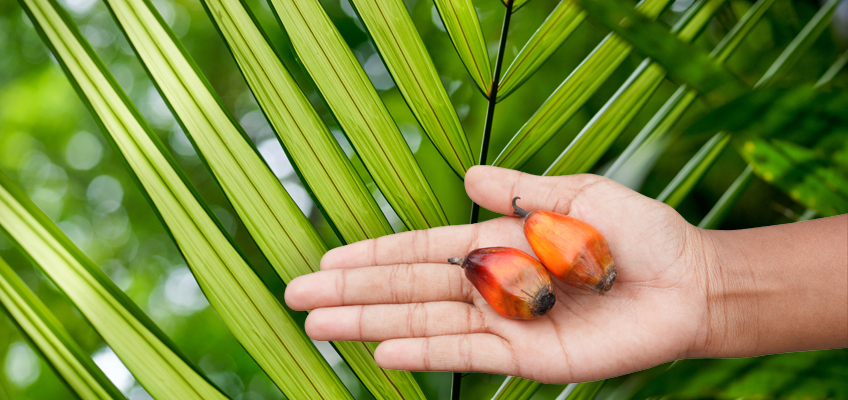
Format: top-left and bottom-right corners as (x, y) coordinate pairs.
(594, 266), (616, 295)
(512, 197), (531, 219)
(531, 286), (556, 317)
(447, 257), (465, 267)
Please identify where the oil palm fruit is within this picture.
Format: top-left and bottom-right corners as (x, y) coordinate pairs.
(512, 197), (616, 294)
(448, 247), (556, 320)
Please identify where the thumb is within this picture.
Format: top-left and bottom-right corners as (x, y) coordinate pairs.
(464, 166), (606, 217)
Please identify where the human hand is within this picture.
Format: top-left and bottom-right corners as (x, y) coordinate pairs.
(286, 166), (717, 383)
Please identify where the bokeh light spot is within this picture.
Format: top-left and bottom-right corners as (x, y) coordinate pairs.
(4, 341), (41, 388)
(87, 175), (124, 213)
(164, 266), (209, 315)
(66, 131), (103, 170)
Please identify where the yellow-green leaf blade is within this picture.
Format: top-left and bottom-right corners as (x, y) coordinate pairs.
(544, 60), (667, 176)
(491, 376), (542, 400)
(604, 86), (699, 179)
(433, 0), (493, 96)
(508, 0), (533, 12)
(573, 0), (745, 96)
(641, 0), (839, 212)
(498, 0), (586, 100)
(199, 0), (392, 244)
(105, 0), (325, 283)
(268, 0), (448, 230)
(606, 0), (778, 179)
(351, 0), (474, 178)
(198, 2), (428, 398)
(10, 3), (230, 398)
(698, 165), (754, 229)
(0, 256), (125, 400)
(491, 0), (672, 170)
(23, 0), (352, 397)
(544, 0), (726, 177)
(333, 341), (426, 400)
(657, 132), (731, 208)
(0, 175), (225, 400)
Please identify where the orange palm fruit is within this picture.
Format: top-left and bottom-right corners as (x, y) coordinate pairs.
(448, 247), (555, 320)
(512, 197), (616, 294)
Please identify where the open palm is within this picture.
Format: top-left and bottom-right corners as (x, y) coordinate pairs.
(285, 166), (713, 384)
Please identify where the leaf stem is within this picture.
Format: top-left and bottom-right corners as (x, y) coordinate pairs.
(460, 3), (513, 397)
(460, 0), (513, 400)
(469, 0), (514, 225)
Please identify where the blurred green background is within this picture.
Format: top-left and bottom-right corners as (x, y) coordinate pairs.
(0, 0), (845, 398)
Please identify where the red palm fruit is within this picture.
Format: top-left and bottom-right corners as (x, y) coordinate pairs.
(512, 197), (616, 294)
(448, 247), (555, 320)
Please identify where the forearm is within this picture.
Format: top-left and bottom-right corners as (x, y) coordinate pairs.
(696, 214), (847, 358)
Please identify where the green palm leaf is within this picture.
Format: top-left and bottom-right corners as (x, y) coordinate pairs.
(433, 0), (493, 97)
(267, 0), (448, 230)
(198, 0), (393, 244)
(605, 0), (777, 179)
(103, 0), (324, 283)
(491, 0), (672, 170)
(698, 165), (754, 229)
(544, 0), (728, 177)
(657, 132), (730, 208)
(573, 0), (745, 95)
(508, 0), (532, 12)
(19, 0), (352, 397)
(491, 376), (542, 400)
(604, 86), (699, 180)
(195, 1), (425, 397)
(497, 0), (586, 100)
(0, 256), (125, 400)
(0, 171), (225, 400)
(558, 381), (605, 400)
(350, 0), (475, 178)
(755, 0), (841, 87)
(669, 0), (841, 217)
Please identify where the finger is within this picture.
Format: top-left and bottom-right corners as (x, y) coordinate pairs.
(375, 334), (518, 375)
(464, 165), (610, 217)
(284, 264), (473, 311)
(320, 218), (525, 270)
(304, 302), (487, 341)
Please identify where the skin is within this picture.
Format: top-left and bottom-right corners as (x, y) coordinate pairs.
(285, 166), (848, 384)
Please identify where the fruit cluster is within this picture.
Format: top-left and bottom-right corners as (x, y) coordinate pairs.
(448, 197), (616, 320)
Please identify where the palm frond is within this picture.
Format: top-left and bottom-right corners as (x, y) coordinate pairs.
(195, 1), (425, 396)
(605, 0), (777, 180)
(102, 0), (326, 283)
(198, 0), (393, 244)
(491, 0), (673, 170)
(657, 132), (730, 208)
(0, 171), (226, 400)
(699, 165), (755, 229)
(19, 0), (353, 397)
(433, 0), (493, 97)
(267, 0), (448, 230)
(545, 0), (727, 177)
(573, 0), (745, 95)
(497, 0), (586, 100)
(673, 0), (841, 218)
(490, 376), (542, 400)
(0, 256), (125, 400)
(351, 0), (475, 178)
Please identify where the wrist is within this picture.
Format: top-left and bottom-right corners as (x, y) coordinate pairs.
(688, 216), (848, 359)
(688, 227), (761, 359)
